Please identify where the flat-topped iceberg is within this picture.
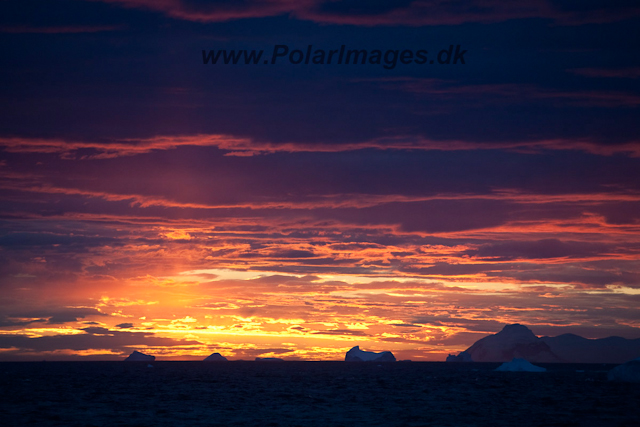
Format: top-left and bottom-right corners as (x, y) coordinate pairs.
(345, 346), (396, 362)
(495, 358), (546, 372)
(203, 353), (228, 362)
(607, 357), (640, 382)
(124, 350), (155, 362)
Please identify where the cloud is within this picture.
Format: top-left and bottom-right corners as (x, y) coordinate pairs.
(115, 322), (134, 328)
(412, 316), (506, 332)
(0, 135), (252, 159)
(0, 25), (124, 33)
(3, 132), (640, 161)
(372, 77), (640, 109)
(465, 239), (613, 261)
(91, 0), (640, 26)
(531, 323), (640, 339)
(568, 67), (640, 79)
(267, 249), (318, 259)
(0, 232), (119, 249)
(311, 329), (370, 336)
(488, 265), (640, 289)
(0, 327), (201, 355)
(4, 308), (108, 325)
(0, 316), (46, 327)
(91, 0), (301, 23)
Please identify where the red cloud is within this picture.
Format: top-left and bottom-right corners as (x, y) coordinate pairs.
(2, 134), (640, 158)
(91, 0), (303, 23)
(371, 77), (640, 108)
(91, 0), (640, 26)
(0, 25), (124, 33)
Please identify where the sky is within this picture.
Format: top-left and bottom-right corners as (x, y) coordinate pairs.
(1, 0), (639, 361)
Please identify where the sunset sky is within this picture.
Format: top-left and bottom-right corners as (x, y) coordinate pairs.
(1, 0), (639, 361)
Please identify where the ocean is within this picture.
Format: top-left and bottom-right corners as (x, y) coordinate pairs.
(1, 361), (638, 426)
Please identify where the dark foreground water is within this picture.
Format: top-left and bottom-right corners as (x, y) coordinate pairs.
(1, 361), (638, 427)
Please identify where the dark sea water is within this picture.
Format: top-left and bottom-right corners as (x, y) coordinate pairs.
(1, 361), (638, 427)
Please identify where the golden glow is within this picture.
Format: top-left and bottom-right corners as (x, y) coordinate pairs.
(2, 187), (638, 360)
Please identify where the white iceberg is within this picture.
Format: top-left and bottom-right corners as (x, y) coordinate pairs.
(203, 353), (228, 362)
(124, 350), (155, 362)
(495, 358), (546, 372)
(345, 346), (396, 362)
(607, 357), (640, 382)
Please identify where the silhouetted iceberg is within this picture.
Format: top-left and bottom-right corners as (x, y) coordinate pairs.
(255, 357), (284, 362)
(495, 358), (546, 372)
(345, 346), (395, 362)
(124, 350), (155, 362)
(464, 324), (560, 363)
(607, 358), (640, 382)
(446, 351), (472, 362)
(203, 352), (228, 362)
(446, 324), (640, 363)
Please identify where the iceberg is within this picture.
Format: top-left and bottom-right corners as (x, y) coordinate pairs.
(465, 324), (560, 363)
(446, 351), (473, 362)
(607, 358), (640, 382)
(345, 346), (396, 362)
(124, 350), (155, 362)
(495, 358), (546, 372)
(203, 352), (228, 362)
(453, 323), (640, 363)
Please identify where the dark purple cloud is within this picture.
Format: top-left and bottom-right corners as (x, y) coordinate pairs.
(0, 327), (201, 353)
(90, 0), (640, 26)
(5, 308), (108, 324)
